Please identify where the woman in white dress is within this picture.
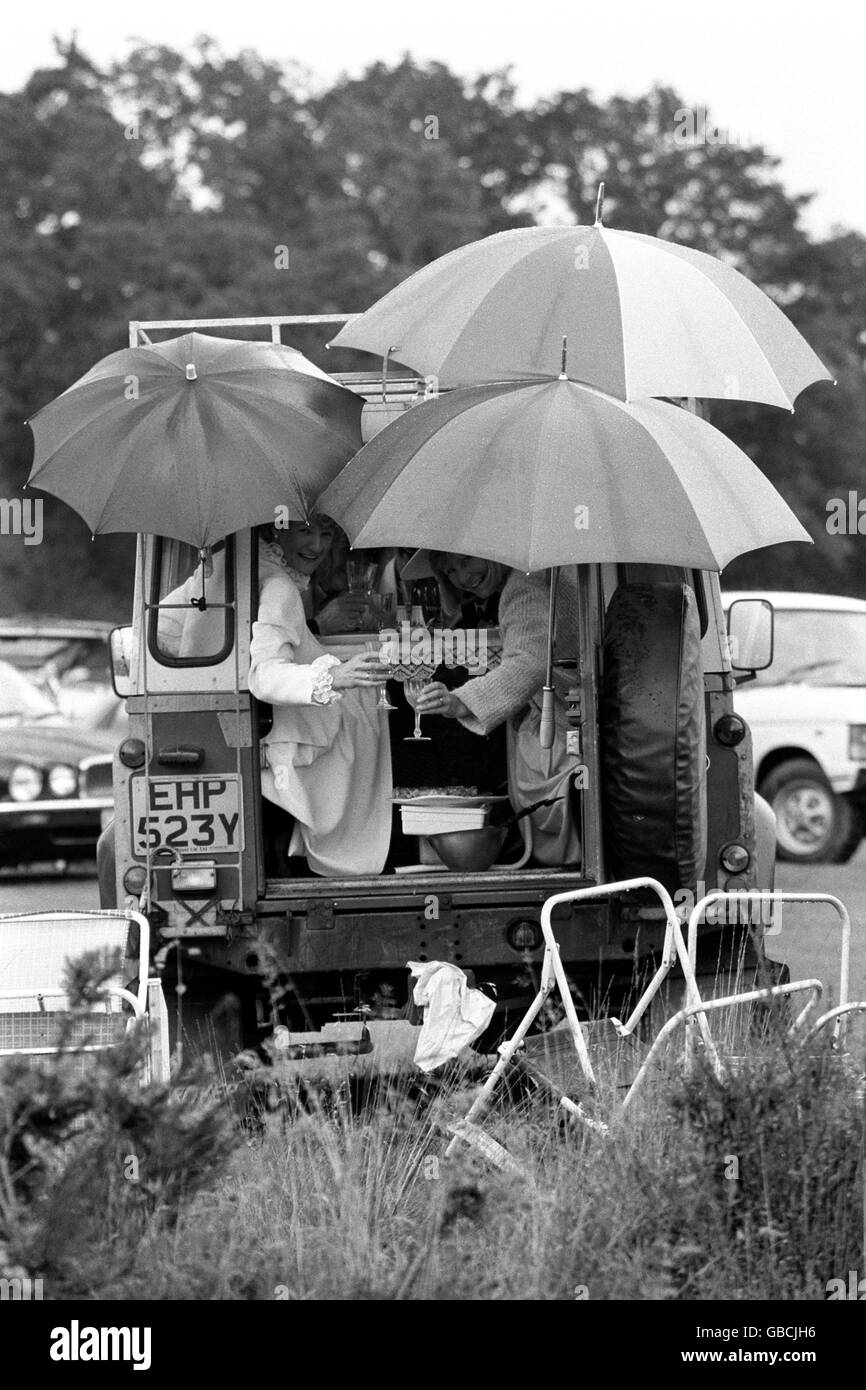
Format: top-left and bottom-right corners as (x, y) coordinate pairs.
(248, 516), (393, 877)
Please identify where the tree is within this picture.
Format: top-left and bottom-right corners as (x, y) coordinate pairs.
(1, 42), (862, 615)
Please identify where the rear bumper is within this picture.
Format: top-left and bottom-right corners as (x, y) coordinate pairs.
(215, 873), (705, 977)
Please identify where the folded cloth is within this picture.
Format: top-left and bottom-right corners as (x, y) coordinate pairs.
(408, 960), (496, 1072)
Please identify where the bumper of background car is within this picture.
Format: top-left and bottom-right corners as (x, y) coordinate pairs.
(0, 798), (113, 859)
(0, 797), (111, 820)
(827, 761), (866, 796)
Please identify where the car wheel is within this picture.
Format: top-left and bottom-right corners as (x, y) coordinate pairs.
(760, 758), (862, 863)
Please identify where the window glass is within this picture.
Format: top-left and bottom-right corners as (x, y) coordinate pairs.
(752, 610), (866, 687)
(150, 538), (234, 666)
(0, 635), (108, 681)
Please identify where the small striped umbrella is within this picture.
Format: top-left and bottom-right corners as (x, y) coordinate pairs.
(27, 333), (363, 549)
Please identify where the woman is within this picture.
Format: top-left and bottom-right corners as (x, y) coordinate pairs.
(414, 553), (581, 867)
(249, 515), (392, 877)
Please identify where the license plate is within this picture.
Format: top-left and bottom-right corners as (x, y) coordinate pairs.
(131, 775), (243, 854)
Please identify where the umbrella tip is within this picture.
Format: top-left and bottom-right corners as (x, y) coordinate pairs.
(186, 364), (197, 381)
(594, 181), (605, 226)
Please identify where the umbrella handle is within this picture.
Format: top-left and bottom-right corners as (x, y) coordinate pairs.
(540, 686), (556, 749)
(540, 566), (559, 748)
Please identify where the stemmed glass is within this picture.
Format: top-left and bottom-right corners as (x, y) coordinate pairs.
(368, 594), (397, 710)
(403, 677), (432, 741)
(347, 558), (378, 597)
(415, 579), (442, 630)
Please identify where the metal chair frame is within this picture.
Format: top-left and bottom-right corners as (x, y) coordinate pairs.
(446, 883), (866, 1164)
(0, 909), (169, 1083)
(687, 891), (862, 1044)
(446, 876), (720, 1157)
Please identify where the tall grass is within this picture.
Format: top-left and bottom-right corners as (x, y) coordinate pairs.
(2, 984), (864, 1300)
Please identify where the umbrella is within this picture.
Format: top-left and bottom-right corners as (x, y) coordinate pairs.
(317, 377), (811, 572)
(27, 333), (364, 549)
(329, 222), (832, 408)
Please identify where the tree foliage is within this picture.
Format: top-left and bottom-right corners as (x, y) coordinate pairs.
(0, 38), (862, 615)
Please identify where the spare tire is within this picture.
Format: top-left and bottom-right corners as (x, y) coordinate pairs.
(601, 583), (707, 892)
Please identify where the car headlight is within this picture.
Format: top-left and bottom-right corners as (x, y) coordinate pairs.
(48, 764), (78, 798)
(9, 764), (43, 801)
(849, 725), (866, 762)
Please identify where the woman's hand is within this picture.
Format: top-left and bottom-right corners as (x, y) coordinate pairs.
(414, 681), (469, 719)
(316, 593), (372, 635)
(330, 652), (391, 691)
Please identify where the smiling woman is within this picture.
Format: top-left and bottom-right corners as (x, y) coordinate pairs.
(248, 517), (394, 876)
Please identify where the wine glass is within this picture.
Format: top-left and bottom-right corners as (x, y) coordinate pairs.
(364, 640), (397, 711)
(413, 579), (442, 630)
(372, 594), (398, 709)
(375, 591), (397, 629)
(403, 676), (432, 741)
(347, 557), (378, 595)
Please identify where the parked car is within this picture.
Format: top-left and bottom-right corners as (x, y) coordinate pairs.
(0, 618), (116, 725)
(0, 659), (119, 868)
(724, 590), (866, 863)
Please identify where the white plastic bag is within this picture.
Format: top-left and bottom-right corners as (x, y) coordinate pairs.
(408, 960), (496, 1072)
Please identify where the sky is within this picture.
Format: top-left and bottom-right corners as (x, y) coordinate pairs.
(3, 0), (864, 240)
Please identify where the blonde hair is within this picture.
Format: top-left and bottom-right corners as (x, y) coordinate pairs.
(427, 552), (508, 623)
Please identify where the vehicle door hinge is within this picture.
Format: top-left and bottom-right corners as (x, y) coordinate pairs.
(216, 906), (255, 928)
(305, 901), (335, 931)
(218, 712), (253, 748)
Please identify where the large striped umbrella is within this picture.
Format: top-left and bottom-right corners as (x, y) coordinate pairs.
(318, 377), (811, 572)
(330, 222), (832, 409)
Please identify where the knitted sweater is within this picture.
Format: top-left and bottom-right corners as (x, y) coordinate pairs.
(457, 568), (579, 735)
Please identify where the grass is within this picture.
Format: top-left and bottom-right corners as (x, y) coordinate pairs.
(0, 945), (861, 1301)
(1, 964), (865, 1301)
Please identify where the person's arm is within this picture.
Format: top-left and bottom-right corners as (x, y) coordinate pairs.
(249, 575), (343, 706)
(314, 592), (372, 635)
(453, 573), (550, 735)
(249, 575), (389, 705)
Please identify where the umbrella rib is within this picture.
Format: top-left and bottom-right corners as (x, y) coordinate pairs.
(600, 229), (630, 401)
(443, 233), (575, 378)
(86, 399), (184, 532)
(200, 389), (349, 525)
(527, 385), (556, 570)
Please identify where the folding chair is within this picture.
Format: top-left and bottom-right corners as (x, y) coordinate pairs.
(446, 876), (720, 1159)
(446, 885), (866, 1169)
(0, 910), (170, 1084)
(589, 891), (866, 1118)
(675, 889), (866, 1067)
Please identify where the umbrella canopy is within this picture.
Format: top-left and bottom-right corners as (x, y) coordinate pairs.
(27, 333), (364, 549)
(330, 226), (832, 409)
(318, 378), (810, 572)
